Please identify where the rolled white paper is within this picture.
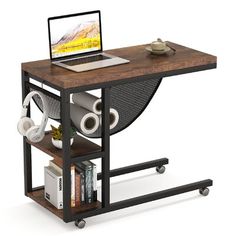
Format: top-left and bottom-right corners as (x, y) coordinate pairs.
(72, 92), (102, 115)
(99, 108), (119, 130)
(70, 104), (99, 135)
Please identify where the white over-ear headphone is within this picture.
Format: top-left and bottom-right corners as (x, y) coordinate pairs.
(17, 91), (49, 143)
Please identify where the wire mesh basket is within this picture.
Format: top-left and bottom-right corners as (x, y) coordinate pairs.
(31, 77), (162, 138)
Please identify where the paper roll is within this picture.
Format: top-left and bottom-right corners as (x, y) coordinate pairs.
(72, 92), (102, 115)
(70, 104), (99, 135)
(99, 108), (119, 130)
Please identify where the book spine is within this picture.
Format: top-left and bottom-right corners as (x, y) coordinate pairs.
(85, 167), (92, 203)
(71, 165), (75, 207)
(83, 161), (93, 204)
(80, 170), (85, 204)
(75, 171), (81, 207)
(50, 159), (76, 207)
(44, 166), (63, 209)
(57, 176), (63, 209)
(88, 161), (97, 202)
(75, 165), (85, 204)
(76, 162), (93, 204)
(92, 163), (97, 201)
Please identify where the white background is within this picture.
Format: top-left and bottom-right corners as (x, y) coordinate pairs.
(0, 0), (235, 235)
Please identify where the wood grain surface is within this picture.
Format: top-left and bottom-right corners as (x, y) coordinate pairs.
(22, 42), (217, 89)
(27, 189), (101, 219)
(27, 131), (101, 159)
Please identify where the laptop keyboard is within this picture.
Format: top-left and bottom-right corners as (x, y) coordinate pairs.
(62, 54), (110, 66)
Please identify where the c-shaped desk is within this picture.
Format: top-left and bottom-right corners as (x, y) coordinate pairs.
(21, 42), (217, 227)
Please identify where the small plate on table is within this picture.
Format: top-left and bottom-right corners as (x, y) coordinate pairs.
(145, 46), (172, 55)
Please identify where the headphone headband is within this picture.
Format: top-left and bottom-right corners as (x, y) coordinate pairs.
(21, 91), (49, 137)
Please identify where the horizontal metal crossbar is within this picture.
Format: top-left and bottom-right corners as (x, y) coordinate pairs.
(26, 81), (61, 101)
(71, 179), (213, 221)
(97, 158), (169, 180)
(71, 152), (105, 164)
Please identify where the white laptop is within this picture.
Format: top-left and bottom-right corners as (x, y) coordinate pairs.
(48, 10), (129, 72)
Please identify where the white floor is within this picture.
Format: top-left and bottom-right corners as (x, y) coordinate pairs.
(0, 163), (233, 235)
(1, 0), (236, 235)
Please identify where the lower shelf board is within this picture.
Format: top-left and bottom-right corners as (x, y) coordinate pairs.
(27, 188), (101, 220)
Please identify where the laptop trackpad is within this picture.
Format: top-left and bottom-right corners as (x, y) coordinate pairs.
(67, 57), (128, 72)
(62, 55), (110, 66)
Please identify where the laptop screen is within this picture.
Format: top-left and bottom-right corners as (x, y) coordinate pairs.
(48, 11), (102, 60)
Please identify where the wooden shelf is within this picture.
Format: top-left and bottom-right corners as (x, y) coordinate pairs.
(27, 188), (101, 220)
(27, 131), (101, 159)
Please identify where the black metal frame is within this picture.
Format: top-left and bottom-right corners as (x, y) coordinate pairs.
(25, 63), (216, 93)
(21, 68), (213, 223)
(28, 77), (163, 138)
(22, 71), (33, 195)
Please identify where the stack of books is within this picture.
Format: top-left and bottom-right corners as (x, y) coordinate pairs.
(44, 159), (97, 209)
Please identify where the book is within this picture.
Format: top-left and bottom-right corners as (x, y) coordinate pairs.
(49, 159), (76, 207)
(75, 166), (85, 205)
(71, 165), (75, 207)
(44, 166), (63, 209)
(75, 170), (81, 207)
(83, 161), (93, 204)
(88, 160), (97, 201)
(75, 161), (93, 204)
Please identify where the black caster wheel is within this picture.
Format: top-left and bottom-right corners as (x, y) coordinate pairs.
(75, 219), (86, 229)
(199, 187), (210, 196)
(156, 165), (166, 174)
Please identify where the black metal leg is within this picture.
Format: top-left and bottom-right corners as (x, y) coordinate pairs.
(101, 87), (110, 208)
(110, 179), (213, 211)
(71, 178), (213, 220)
(97, 158), (169, 180)
(22, 70), (32, 195)
(22, 78), (213, 224)
(61, 89), (72, 223)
